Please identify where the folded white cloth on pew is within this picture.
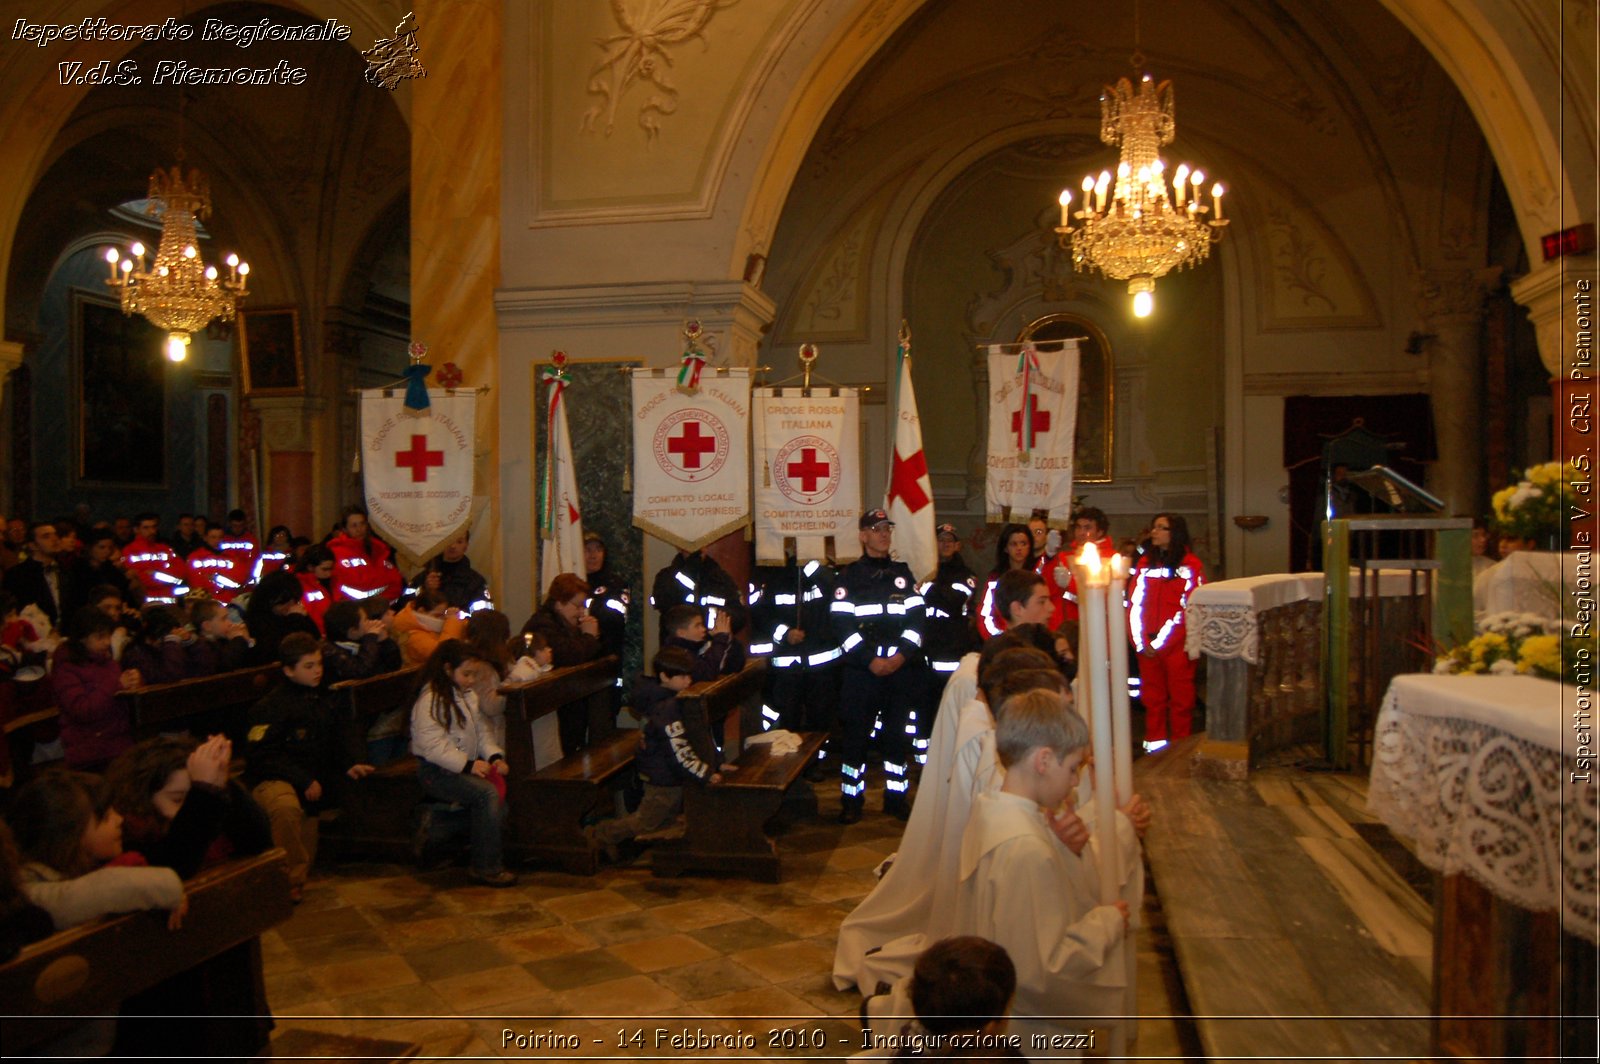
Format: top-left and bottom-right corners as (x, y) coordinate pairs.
(746, 729), (802, 755)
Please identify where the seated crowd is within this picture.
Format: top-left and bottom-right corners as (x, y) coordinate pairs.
(0, 500), (1159, 1059)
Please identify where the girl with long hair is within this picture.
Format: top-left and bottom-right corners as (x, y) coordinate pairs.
(1129, 513), (1205, 750)
(978, 523), (1039, 640)
(410, 640), (514, 886)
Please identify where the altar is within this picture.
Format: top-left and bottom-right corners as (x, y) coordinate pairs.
(1368, 673), (1597, 1060)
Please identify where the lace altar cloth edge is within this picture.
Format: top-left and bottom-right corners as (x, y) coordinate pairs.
(1367, 674), (1598, 944)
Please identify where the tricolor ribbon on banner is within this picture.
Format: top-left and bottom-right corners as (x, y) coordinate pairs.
(1016, 343), (1040, 457)
(538, 354), (570, 541)
(677, 319), (709, 392)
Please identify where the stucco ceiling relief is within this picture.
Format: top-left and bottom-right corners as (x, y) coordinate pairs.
(580, 0), (740, 140)
(786, 180), (898, 341)
(1254, 192), (1380, 331)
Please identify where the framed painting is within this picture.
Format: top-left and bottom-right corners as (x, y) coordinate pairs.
(74, 291), (165, 486)
(1018, 312), (1113, 482)
(240, 307), (303, 396)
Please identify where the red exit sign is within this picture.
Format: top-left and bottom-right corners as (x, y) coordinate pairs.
(1542, 223), (1595, 260)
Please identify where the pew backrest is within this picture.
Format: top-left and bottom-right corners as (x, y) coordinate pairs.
(120, 664), (280, 743)
(499, 656), (619, 774)
(0, 849), (293, 1050)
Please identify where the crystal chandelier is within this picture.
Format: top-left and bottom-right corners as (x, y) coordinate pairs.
(1054, 65), (1227, 318)
(104, 164), (250, 362)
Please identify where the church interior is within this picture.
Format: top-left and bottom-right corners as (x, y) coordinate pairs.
(0, 0), (1593, 1060)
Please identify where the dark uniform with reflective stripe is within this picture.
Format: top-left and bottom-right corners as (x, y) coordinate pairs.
(830, 554), (925, 815)
(748, 559), (842, 745)
(916, 554), (978, 763)
(650, 551), (746, 641)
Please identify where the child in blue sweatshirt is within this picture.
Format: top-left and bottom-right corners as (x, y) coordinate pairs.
(586, 646), (734, 860)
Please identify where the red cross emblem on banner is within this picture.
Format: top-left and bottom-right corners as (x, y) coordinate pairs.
(395, 434), (444, 482)
(1011, 395), (1051, 449)
(667, 420), (718, 469)
(786, 448), (831, 493)
(889, 448), (930, 512)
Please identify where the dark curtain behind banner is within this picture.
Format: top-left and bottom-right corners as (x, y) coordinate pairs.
(1282, 394), (1437, 572)
(534, 358), (644, 687)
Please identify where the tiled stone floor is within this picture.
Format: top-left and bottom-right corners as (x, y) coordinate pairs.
(262, 779), (1196, 1060)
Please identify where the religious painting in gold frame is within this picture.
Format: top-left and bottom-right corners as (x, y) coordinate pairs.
(1018, 313), (1113, 482)
(240, 307), (304, 397)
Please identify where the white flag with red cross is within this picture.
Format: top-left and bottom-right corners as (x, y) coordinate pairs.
(539, 355), (587, 592)
(985, 340), (1080, 525)
(631, 367), (751, 552)
(753, 387), (862, 564)
(884, 335), (936, 581)
(360, 388), (476, 564)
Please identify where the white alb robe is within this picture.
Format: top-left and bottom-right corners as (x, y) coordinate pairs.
(952, 790), (1127, 1058)
(832, 653), (979, 990)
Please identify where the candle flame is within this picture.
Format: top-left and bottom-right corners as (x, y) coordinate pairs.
(1077, 540), (1102, 572)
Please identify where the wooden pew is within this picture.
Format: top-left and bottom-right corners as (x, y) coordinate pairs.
(643, 659), (827, 882)
(0, 849), (293, 1053)
(120, 663), (280, 744)
(500, 656), (625, 874)
(317, 666), (422, 861)
(650, 730), (828, 882)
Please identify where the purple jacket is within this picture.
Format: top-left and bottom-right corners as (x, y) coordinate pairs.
(52, 646), (132, 768)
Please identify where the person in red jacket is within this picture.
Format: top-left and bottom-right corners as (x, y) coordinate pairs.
(325, 507), (404, 603)
(1054, 506), (1116, 632)
(1129, 513), (1204, 751)
(184, 525), (250, 604)
(121, 513), (191, 605)
(215, 509), (259, 585)
(977, 523), (1038, 640)
(294, 545), (338, 634)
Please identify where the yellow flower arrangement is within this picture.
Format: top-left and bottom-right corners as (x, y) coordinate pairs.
(1432, 612), (1596, 685)
(1490, 460), (1573, 543)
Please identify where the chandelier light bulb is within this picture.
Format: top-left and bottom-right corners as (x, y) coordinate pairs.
(131, 242), (145, 258)
(157, 265), (169, 277)
(1058, 189), (1072, 227)
(1191, 170), (1204, 185)
(205, 265), (218, 280)
(1133, 290), (1154, 317)
(105, 247), (119, 264)
(120, 260), (132, 274)
(183, 245), (196, 259)
(1082, 174), (1096, 193)
(226, 253), (239, 267)
(166, 333), (189, 362)
(238, 262), (250, 276)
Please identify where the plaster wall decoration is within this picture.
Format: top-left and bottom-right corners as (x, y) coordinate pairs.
(1413, 267), (1499, 328)
(536, 0), (807, 221)
(1254, 191), (1381, 332)
(979, 32), (1104, 123)
(580, 0), (740, 140)
(787, 181), (898, 341)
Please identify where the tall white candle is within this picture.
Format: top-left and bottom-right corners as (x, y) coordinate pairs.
(1077, 543), (1121, 905)
(1108, 553), (1134, 807)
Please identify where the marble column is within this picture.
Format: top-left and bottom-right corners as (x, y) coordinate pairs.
(0, 340), (22, 516)
(411, 0), (502, 591)
(1416, 267), (1501, 515)
(253, 396), (327, 539)
(494, 280), (777, 626)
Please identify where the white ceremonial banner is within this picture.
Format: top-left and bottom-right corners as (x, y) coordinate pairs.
(885, 345), (936, 580)
(753, 387), (862, 564)
(538, 368), (586, 593)
(985, 340), (1080, 524)
(632, 368), (751, 551)
(361, 388), (476, 564)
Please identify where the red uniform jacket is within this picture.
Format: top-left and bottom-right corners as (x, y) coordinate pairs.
(186, 546), (250, 604)
(1129, 550), (1204, 654)
(121, 536), (191, 604)
(296, 572), (335, 634)
(325, 532), (404, 603)
(1061, 535), (1116, 623)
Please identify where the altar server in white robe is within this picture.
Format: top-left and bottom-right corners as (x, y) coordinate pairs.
(831, 582), (1062, 991)
(953, 687), (1128, 1058)
(839, 644), (1059, 990)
